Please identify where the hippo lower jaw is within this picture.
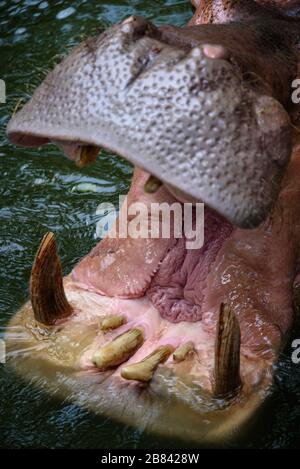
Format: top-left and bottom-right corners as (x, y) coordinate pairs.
(6, 239), (273, 444)
(5, 138), (283, 442)
(5, 162), (287, 443)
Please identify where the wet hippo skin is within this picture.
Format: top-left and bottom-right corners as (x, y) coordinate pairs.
(5, 0), (300, 443)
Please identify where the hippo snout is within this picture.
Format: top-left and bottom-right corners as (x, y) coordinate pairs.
(7, 15), (292, 228)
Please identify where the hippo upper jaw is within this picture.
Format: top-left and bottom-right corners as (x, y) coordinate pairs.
(7, 15), (293, 229)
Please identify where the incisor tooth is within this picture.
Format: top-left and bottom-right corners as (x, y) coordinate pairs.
(92, 328), (144, 370)
(144, 175), (162, 194)
(100, 315), (126, 332)
(173, 341), (195, 363)
(121, 345), (174, 382)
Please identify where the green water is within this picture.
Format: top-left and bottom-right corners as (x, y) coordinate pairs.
(0, 0), (300, 449)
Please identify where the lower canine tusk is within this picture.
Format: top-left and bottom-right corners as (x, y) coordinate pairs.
(213, 303), (241, 398)
(121, 345), (174, 382)
(30, 232), (73, 326)
(92, 328), (144, 370)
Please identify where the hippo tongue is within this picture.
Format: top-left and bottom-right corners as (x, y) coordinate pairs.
(72, 169), (233, 322)
(72, 235), (176, 299)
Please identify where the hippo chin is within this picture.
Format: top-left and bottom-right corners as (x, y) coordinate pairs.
(5, 0), (300, 444)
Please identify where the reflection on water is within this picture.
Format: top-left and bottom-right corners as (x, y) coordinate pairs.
(0, 0), (300, 449)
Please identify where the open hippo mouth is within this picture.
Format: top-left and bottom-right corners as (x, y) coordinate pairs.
(5, 1), (300, 443)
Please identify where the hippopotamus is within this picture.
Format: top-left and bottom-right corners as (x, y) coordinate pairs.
(5, 0), (300, 444)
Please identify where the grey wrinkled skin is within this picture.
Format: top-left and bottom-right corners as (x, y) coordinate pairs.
(7, 16), (292, 228)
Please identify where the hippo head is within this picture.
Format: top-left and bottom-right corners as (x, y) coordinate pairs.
(7, 5), (298, 228)
(5, 0), (300, 444)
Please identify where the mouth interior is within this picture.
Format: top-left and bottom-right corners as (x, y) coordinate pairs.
(8, 134), (235, 324)
(43, 141), (234, 324)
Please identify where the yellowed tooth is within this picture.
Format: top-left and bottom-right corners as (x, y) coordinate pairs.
(100, 315), (126, 332)
(213, 303), (241, 398)
(30, 232), (73, 326)
(121, 345), (174, 382)
(92, 328), (144, 370)
(144, 175), (162, 194)
(76, 145), (100, 169)
(173, 341), (195, 363)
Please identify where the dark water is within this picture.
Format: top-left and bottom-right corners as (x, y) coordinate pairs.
(0, 0), (300, 449)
